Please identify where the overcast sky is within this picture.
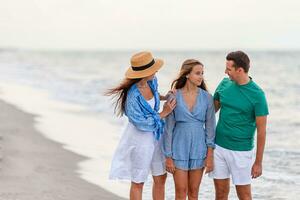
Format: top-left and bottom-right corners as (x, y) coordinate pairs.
(1, 0), (299, 50)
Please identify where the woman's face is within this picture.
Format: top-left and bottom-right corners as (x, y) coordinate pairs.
(144, 72), (156, 81)
(187, 65), (204, 86)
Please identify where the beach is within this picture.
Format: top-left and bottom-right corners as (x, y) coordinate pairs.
(0, 100), (123, 200)
(0, 50), (299, 199)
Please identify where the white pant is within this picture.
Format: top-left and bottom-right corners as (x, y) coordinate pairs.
(209, 145), (255, 185)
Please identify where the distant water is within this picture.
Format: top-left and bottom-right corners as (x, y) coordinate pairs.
(0, 49), (299, 199)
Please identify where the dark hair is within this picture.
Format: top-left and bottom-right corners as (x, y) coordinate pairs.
(105, 78), (141, 116)
(226, 51), (250, 72)
(171, 59), (207, 91)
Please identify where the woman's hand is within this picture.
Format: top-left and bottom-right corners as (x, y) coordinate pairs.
(160, 89), (177, 101)
(166, 157), (176, 174)
(205, 158), (214, 174)
(205, 148), (214, 174)
(160, 98), (176, 118)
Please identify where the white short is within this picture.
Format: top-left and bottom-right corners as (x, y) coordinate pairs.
(209, 145), (254, 185)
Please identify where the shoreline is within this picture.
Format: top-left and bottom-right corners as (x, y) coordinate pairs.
(0, 100), (124, 200)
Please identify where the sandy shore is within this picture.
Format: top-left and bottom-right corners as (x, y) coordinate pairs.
(0, 100), (124, 200)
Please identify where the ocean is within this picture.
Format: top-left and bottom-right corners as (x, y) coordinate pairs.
(0, 49), (299, 199)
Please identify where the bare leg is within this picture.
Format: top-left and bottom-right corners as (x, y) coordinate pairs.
(236, 184), (252, 200)
(187, 168), (204, 200)
(214, 179), (230, 200)
(130, 182), (144, 200)
(152, 173), (167, 200)
(173, 168), (189, 200)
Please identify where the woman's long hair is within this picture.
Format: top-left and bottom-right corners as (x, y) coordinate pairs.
(106, 78), (141, 116)
(171, 59), (208, 91)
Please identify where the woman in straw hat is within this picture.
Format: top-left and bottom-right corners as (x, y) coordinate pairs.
(162, 59), (216, 199)
(107, 51), (176, 200)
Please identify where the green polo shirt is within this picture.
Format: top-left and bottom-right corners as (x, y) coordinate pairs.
(214, 78), (269, 151)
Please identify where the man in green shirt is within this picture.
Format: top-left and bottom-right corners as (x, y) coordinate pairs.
(210, 51), (269, 200)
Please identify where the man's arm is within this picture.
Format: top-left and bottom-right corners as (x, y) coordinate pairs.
(214, 100), (221, 113)
(251, 115), (267, 178)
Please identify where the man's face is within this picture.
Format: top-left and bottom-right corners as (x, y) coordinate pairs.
(225, 60), (239, 81)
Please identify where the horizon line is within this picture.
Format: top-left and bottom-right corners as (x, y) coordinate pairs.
(1, 46), (300, 53)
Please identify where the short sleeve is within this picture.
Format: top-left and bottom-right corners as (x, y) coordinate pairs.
(213, 91), (220, 101)
(254, 92), (269, 116)
(213, 78), (229, 101)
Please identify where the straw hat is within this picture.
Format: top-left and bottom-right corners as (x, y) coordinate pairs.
(125, 51), (164, 79)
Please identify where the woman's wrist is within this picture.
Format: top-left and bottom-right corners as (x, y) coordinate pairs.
(159, 111), (167, 118)
(159, 94), (167, 101)
(206, 147), (214, 157)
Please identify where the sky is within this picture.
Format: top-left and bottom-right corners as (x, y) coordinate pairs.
(0, 0), (300, 51)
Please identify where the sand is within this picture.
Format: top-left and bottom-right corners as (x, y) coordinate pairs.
(0, 100), (125, 200)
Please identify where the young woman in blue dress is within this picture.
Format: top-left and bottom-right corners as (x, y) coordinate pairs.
(162, 59), (216, 200)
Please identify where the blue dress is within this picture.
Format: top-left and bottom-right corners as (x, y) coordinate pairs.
(162, 88), (216, 170)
